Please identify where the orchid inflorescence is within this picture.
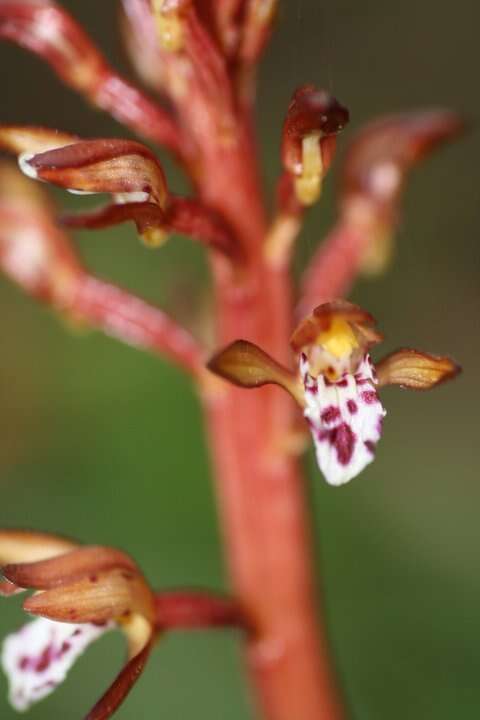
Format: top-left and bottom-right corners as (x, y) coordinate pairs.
(0, 1), (464, 719)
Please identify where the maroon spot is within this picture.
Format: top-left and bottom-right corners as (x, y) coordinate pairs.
(306, 380), (318, 395)
(347, 400), (358, 414)
(361, 390), (378, 405)
(121, 572), (134, 581)
(35, 646), (53, 673)
(72, 629), (82, 637)
(321, 406), (341, 424)
(60, 642), (71, 655)
(377, 416), (384, 435)
(89, 574), (98, 583)
(364, 440), (376, 455)
(18, 656), (30, 671)
(319, 422), (356, 466)
(355, 376), (369, 385)
(336, 378), (349, 388)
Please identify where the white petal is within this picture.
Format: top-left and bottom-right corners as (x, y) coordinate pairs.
(301, 354), (386, 486)
(1, 617), (112, 712)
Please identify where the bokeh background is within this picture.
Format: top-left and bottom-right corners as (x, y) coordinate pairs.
(0, 1), (479, 718)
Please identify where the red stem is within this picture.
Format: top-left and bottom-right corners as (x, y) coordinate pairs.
(199, 121), (345, 719)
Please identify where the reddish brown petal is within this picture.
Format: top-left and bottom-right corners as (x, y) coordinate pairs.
(0, 1), (182, 153)
(376, 348), (461, 390)
(0, 125), (78, 155)
(24, 568), (155, 625)
(3, 547), (138, 590)
(85, 639), (153, 720)
(341, 110), (464, 220)
(291, 300), (382, 353)
(282, 85), (349, 173)
(23, 139), (169, 209)
(0, 529), (77, 565)
(207, 340), (303, 404)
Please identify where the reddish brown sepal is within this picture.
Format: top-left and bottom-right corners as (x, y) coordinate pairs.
(282, 85), (349, 174)
(85, 639), (153, 720)
(341, 110), (464, 221)
(290, 300), (382, 353)
(26, 139), (169, 208)
(376, 348), (461, 390)
(208, 339), (302, 403)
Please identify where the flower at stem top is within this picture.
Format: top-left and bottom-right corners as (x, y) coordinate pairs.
(0, 530), (242, 719)
(208, 300), (460, 486)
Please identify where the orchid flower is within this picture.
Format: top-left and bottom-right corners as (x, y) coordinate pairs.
(208, 300), (460, 486)
(0, 530), (241, 719)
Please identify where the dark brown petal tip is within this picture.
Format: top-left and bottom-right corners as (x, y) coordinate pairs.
(283, 85), (350, 143)
(376, 348), (461, 390)
(207, 340), (303, 405)
(341, 110), (464, 215)
(84, 639), (153, 720)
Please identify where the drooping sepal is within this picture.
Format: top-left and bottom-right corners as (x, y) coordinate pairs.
(207, 340), (303, 405)
(376, 348), (461, 390)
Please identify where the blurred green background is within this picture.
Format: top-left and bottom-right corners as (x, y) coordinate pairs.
(0, 1), (479, 718)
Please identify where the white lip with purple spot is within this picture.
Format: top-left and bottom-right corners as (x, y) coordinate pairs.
(301, 354), (386, 485)
(1, 617), (112, 711)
